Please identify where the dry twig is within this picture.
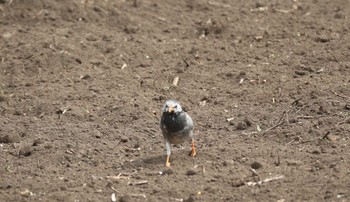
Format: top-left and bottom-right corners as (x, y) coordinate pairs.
(291, 98), (302, 105)
(128, 180), (148, 186)
(208, 1), (231, 8)
(275, 152), (280, 166)
(247, 175), (284, 186)
(296, 115), (318, 119)
(265, 111), (286, 132)
(336, 117), (350, 126)
(8, 0), (14, 6)
(172, 76), (179, 86)
(130, 194), (147, 198)
(110, 187), (147, 199)
(331, 90), (349, 99)
(106, 173), (130, 180)
(321, 131), (330, 140)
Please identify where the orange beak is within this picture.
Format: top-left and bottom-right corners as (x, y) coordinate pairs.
(168, 105), (174, 113)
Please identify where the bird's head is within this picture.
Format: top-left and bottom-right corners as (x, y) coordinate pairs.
(162, 99), (182, 114)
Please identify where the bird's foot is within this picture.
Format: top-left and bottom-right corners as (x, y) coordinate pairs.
(190, 139), (196, 157)
(165, 155), (171, 167)
(190, 147), (196, 157)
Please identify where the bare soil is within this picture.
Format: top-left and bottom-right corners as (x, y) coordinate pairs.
(1, 0), (349, 201)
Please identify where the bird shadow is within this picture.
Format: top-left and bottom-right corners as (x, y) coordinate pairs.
(123, 154), (166, 169)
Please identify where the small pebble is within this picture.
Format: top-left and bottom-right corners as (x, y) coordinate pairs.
(80, 74), (91, 80)
(161, 167), (174, 175)
(315, 35), (330, 43)
(243, 118), (252, 126)
(251, 161), (263, 170)
(19, 146), (33, 157)
(286, 160), (302, 166)
(344, 104), (350, 110)
(120, 136), (129, 143)
(32, 138), (43, 146)
(236, 122), (247, 130)
(186, 169), (197, 176)
(0, 95), (7, 102)
(184, 196), (195, 202)
(119, 195), (132, 202)
(312, 150), (321, 155)
(0, 134), (20, 143)
(294, 70), (307, 76)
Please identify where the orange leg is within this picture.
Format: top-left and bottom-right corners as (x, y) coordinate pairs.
(166, 155), (171, 167)
(191, 138), (196, 157)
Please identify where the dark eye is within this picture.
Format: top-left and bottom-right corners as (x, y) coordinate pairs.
(174, 105), (178, 108)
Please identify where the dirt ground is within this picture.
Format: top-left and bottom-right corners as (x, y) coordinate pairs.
(0, 0), (349, 201)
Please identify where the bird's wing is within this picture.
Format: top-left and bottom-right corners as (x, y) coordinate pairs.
(185, 112), (194, 131)
(160, 115), (167, 134)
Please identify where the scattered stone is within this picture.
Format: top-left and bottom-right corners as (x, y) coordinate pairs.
(326, 134), (339, 142)
(176, 68), (184, 73)
(86, 34), (98, 42)
(225, 72), (234, 78)
(60, 186), (67, 191)
(199, 100), (206, 107)
(120, 136), (129, 143)
(222, 160), (234, 166)
(13, 111), (23, 116)
(204, 186), (217, 194)
(286, 160), (302, 166)
(32, 138), (43, 146)
(44, 143), (53, 149)
(19, 146), (33, 157)
(152, 95), (165, 101)
(161, 167), (174, 175)
(186, 169), (198, 176)
(93, 6), (103, 13)
(251, 161), (263, 170)
(75, 58), (82, 64)
(243, 118), (252, 126)
(295, 99), (304, 107)
(254, 35), (263, 41)
(124, 25), (139, 34)
(0, 94), (7, 102)
(20, 189), (34, 197)
(0, 134), (20, 143)
(184, 196), (195, 202)
(311, 150), (321, 155)
(57, 107), (73, 116)
(255, 1), (265, 8)
(119, 195), (132, 202)
(294, 70), (307, 76)
(236, 121), (247, 130)
(151, 188), (161, 194)
(315, 35), (330, 43)
(133, 141), (140, 149)
(334, 13), (345, 19)
(344, 104), (350, 110)
(80, 74), (91, 80)
(324, 190), (333, 200)
(231, 179), (246, 187)
(318, 105), (328, 114)
(0, 184), (12, 189)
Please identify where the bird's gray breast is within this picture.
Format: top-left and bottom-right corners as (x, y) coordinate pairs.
(162, 112), (188, 133)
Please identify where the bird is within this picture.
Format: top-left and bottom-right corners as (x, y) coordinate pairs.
(160, 99), (196, 167)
